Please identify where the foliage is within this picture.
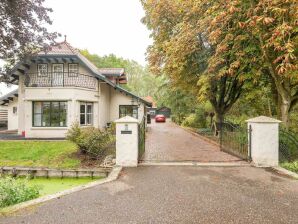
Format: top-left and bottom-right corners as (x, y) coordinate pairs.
(0, 141), (79, 168)
(0, 177), (40, 208)
(0, 0), (59, 67)
(281, 161), (298, 174)
(182, 107), (207, 129)
(141, 0), (298, 128)
(80, 50), (162, 98)
(66, 124), (116, 159)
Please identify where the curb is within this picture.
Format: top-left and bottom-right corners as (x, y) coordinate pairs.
(139, 161), (250, 167)
(271, 166), (298, 179)
(0, 166), (122, 215)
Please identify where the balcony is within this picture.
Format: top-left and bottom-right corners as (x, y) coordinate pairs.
(24, 72), (97, 90)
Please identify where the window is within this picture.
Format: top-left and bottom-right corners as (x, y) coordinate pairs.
(119, 105), (138, 119)
(13, 107), (17, 115)
(37, 64), (48, 76)
(33, 102), (67, 127)
(68, 63), (79, 77)
(80, 102), (93, 126)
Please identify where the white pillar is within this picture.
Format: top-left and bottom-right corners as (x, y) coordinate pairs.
(246, 116), (281, 167)
(115, 116), (139, 167)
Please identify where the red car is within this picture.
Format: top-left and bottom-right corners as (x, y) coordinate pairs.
(155, 114), (166, 122)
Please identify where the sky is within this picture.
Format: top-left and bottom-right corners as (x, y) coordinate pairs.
(0, 0), (152, 96)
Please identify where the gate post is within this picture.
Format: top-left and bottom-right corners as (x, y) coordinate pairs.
(246, 116), (281, 167)
(114, 116), (139, 167)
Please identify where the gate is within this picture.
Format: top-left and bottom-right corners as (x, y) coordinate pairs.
(220, 121), (251, 160)
(138, 117), (146, 160)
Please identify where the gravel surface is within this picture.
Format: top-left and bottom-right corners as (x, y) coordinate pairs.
(1, 166), (298, 224)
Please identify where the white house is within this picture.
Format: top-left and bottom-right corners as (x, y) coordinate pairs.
(0, 41), (151, 138)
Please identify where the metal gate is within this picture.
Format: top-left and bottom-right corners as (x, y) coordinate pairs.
(138, 117), (146, 160)
(220, 121), (251, 160)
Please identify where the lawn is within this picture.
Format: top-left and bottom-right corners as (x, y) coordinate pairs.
(0, 141), (80, 169)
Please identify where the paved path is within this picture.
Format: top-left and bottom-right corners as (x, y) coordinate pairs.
(143, 120), (242, 162)
(1, 166), (298, 224)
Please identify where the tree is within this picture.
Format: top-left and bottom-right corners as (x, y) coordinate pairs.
(246, 0), (298, 128)
(141, 0), (253, 125)
(0, 0), (59, 66)
(80, 50), (160, 97)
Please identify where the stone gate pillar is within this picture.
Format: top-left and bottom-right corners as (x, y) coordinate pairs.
(246, 116), (281, 167)
(115, 116), (139, 167)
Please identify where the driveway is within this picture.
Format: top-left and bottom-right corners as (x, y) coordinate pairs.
(143, 120), (242, 162)
(1, 166), (298, 224)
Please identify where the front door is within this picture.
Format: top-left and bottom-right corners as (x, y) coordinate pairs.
(52, 64), (64, 86)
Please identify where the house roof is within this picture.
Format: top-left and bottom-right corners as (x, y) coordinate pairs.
(0, 89), (18, 105)
(143, 96), (157, 108)
(6, 41), (151, 107)
(98, 68), (125, 77)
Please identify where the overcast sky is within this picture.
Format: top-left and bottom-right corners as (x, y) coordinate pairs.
(0, 0), (152, 96)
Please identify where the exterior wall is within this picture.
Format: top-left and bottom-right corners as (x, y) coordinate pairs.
(7, 98), (18, 130)
(109, 87), (145, 123)
(15, 65), (146, 137)
(98, 83), (111, 129)
(21, 85), (99, 138)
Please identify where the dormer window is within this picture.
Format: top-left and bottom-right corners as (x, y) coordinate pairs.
(37, 64), (48, 76)
(68, 63), (79, 76)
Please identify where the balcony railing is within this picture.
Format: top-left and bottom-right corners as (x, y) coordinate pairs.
(24, 72), (97, 90)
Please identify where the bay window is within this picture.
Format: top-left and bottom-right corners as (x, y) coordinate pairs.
(33, 101), (67, 127)
(119, 105), (138, 119)
(80, 102), (93, 126)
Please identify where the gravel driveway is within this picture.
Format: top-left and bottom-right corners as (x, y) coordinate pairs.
(1, 166), (298, 224)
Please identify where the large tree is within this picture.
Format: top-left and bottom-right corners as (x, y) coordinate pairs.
(0, 0), (59, 66)
(141, 0), (255, 125)
(142, 0), (298, 128)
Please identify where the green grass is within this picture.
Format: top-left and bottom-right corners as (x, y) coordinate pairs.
(281, 161), (298, 174)
(27, 177), (100, 196)
(0, 141), (80, 169)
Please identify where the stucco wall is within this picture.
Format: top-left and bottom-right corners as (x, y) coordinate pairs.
(22, 87), (99, 138)
(7, 97), (18, 130)
(98, 83), (111, 129)
(109, 88), (145, 123)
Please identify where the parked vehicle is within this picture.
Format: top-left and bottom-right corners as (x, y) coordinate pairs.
(155, 114), (166, 123)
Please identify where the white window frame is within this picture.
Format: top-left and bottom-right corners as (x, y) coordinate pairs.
(80, 102), (93, 126)
(37, 64), (48, 76)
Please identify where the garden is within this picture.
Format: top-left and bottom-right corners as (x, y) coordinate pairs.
(0, 123), (115, 210)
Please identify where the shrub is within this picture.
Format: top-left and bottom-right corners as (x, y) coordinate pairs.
(66, 124), (116, 159)
(0, 177), (40, 208)
(182, 110), (207, 129)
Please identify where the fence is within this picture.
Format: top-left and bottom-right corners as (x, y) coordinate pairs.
(138, 117), (146, 160)
(279, 128), (298, 162)
(24, 72), (97, 90)
(220, 121), (251, 160)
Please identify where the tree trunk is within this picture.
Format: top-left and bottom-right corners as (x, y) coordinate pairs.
(214, 111), (224, 136)
(280, 98), (290, 129)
